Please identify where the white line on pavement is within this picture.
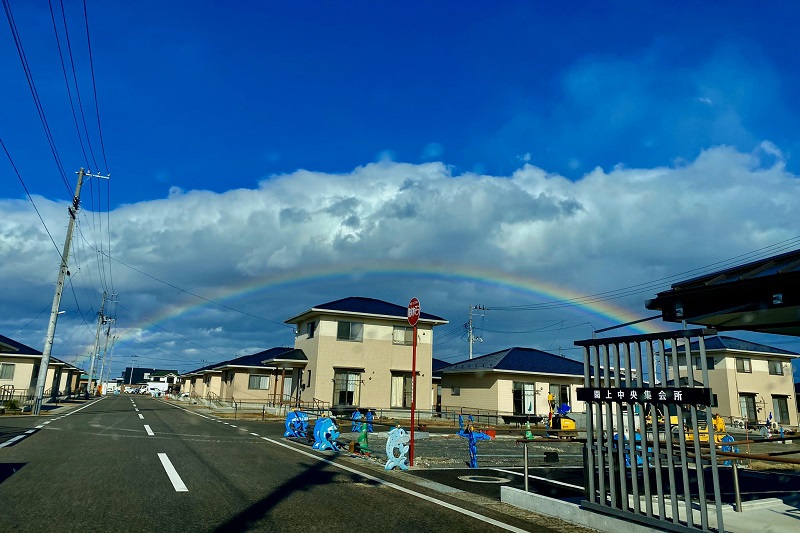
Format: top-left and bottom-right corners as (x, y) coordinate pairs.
(138, 414), (144, 419)
(135, 408), (139, 412)
(144, 425), (154, 436)
(229, 425), (237, 428)
(157, 453), (188, 492)
(250, 433), (259, 436)
(259, 436), (529, 533)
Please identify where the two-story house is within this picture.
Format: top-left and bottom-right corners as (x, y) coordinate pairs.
(681, 336), (798, 428)
(285, 297), (448, 413)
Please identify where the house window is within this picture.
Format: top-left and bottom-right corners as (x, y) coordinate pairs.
(694, 357), (715, 370)
(248, 375), (270, 390)
(549, 384), (570, 408)
(333, 370), (361, 406)
(0, 363), (14, 380)
(768, 360), (784, 375)
(735, 357), (752, 373)
(451, 387), (460, 396)
(512, 382), (536, 415)
(739, 394), (757, 424)
(390, 372), (412, 408)
(773, 396), (790, 424)
(306, 321), (315, 338)
(167, 377), (175, 384)
(392, 326), (414, 345)
(337, 321), (363, 342)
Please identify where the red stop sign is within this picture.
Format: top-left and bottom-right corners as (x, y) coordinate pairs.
(407, 297), (420, 326)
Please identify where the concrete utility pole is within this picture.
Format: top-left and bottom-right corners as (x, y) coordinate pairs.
(467, 305), (485, 360)
(86, 292), (107, 396)
(98, 318), (115, 394)
(33, 169), (85, 415)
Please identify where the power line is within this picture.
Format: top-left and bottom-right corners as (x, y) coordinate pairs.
(2, 0), (72, 196)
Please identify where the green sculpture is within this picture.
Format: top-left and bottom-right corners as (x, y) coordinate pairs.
(357, 415), (371, 454)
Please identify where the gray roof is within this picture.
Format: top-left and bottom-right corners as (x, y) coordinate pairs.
(440, 347), (584, 376)
(687, 336), (798, 356)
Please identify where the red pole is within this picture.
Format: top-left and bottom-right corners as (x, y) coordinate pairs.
(410, 323), (417, 466)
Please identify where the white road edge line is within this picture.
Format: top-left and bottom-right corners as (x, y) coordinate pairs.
(260, 436), (529, 533)
(157, 453), (188, 492)
(144, 425), (154, 436)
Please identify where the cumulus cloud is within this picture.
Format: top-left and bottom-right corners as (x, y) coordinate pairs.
(2, 146), (798, 370)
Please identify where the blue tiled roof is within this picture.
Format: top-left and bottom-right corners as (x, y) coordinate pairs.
(207, 347), (307, 371)
(440, 347), (584, 376)
(688, 336), (798, 356)
(312, 297), (446, 322)
(0, 334), (42, 355)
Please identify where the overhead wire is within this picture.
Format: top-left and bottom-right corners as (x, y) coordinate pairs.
(2, 0), (72, 196)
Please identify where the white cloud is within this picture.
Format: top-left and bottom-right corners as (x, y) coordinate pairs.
(3, 145), (799, 370)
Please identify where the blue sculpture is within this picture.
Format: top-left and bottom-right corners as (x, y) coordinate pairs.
(457, 415), (492, 468)
(614, 432), (643, 467)
(351, 410), (362, 432)
(365, 410), (374, 432)
(720, 435), (739, 466)
(385, 426), (410, 470)
(313, 417), (340, 451)
(283, 410), (309, 438)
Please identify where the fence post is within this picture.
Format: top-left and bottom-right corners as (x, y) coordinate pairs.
(523, 441), (529, 492)
(732, 461), (742, 512)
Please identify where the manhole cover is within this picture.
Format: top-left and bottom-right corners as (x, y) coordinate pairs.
(457, 475), (510, 484)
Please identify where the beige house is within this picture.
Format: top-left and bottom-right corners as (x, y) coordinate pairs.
(438, 347), (586, 421)
(1, 334), (82, 402)
(180, 347), (307, 405)
(682, 336), (799, 428)
(285, 297), (448, 412)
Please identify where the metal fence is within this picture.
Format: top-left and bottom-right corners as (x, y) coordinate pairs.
(576, 328), (725, 533)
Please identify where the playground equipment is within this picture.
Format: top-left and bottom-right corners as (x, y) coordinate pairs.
(284, 410), (309, 438)
(385, 426), (410, 470)
(457, 414), (492, 468)
(312, 417), (340, 451)
(547, 402), (577, 439)
(350, 410), (375, 433)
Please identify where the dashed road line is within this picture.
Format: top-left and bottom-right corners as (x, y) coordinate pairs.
(144, 425), (154, 436)
(138, 414), (144, 419)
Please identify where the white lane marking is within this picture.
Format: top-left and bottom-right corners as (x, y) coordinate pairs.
(229, 425), (237, 428)
(144, 425), (154, 436)
(25, 430), (35, 434)
(138, 414), (144, 420)
(35, 425), (43, 429)
(157, 453), (188, 492)
(259, 437), (529, 533)
(491, 468), (583, 490)
(42, 421), (51, 425)
(250, 433), (259, 436)
(135, 408), (140, 412)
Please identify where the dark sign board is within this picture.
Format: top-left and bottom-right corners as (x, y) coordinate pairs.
(576, 387), (712, 406)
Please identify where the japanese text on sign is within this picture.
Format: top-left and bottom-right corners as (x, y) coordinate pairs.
(576, 387), (712, 406)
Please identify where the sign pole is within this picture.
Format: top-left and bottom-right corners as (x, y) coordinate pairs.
(407, 297), (420, 467)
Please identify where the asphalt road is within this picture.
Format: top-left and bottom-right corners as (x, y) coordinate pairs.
(0, 396), (587, 533)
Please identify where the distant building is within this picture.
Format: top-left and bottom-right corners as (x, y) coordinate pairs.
(121, 367), (178, 389)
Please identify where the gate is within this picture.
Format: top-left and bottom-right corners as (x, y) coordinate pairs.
(575, 328), (724, 532)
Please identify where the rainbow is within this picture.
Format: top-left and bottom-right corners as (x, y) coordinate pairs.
(114, 261), (667, 351)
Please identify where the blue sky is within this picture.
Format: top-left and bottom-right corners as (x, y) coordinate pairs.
(2, 1), (800, 381)
(4, 1), (800, 203)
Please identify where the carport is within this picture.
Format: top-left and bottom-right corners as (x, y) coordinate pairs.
(645, 248), (800, 336)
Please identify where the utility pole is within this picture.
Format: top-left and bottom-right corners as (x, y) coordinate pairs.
(33, 169), (84, 415)
(97, 317), (115, 395)
(33, 169), (108, 414)
(86, 291), (107, 397)
(467, 305), (485, 360)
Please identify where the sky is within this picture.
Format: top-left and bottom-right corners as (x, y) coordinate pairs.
(2, 1), (800, 381)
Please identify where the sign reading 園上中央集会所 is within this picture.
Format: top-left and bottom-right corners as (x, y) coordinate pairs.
(576, 387), (712, 406)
